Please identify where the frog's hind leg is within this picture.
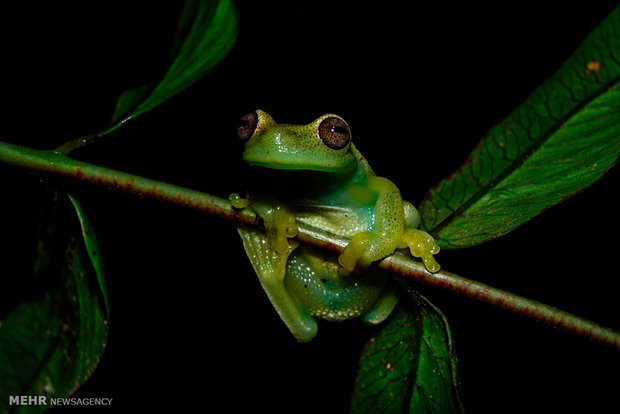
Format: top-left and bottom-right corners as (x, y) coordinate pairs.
(359, 280), (400, 325)
(237, 226), (318, 342)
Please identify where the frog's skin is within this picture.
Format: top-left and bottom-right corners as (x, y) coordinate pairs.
(232, 110), (440, 342)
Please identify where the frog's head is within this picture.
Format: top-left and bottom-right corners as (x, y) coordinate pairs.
(237, 110), (357, 174)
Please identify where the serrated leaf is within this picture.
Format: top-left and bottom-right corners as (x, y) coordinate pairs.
(105, 0), (237, 133)
(0, 194), (109, 413)
(419, 5), (620, 249)
(350, 296), (463, 414)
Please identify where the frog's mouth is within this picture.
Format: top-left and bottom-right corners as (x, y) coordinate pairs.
(254, 165), (336, 181)
(245, 158), (341, 174)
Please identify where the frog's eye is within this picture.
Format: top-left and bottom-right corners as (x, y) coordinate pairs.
(318, 116), (350, 150)
(237, 112), (259, 142)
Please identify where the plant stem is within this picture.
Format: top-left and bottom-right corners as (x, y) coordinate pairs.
(384, 254), (620, 349)
(55, 123), (124, 154)
(55, 135), (97, 155)
(1, 140), (619, 350)
(0, 141), (255, 225)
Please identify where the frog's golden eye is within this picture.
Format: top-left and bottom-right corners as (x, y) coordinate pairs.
(237, 111), (259, 143)
(318, 116), (350, 150)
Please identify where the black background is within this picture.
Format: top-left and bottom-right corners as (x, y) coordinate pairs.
(2, 1), (620, 413)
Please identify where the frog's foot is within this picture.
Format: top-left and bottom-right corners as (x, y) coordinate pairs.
(229, 193), (298, 254)
(263, 204), (298, 254)
(360, 281), (400, 325)
(400, 229), (440, 273)
(338, 231), (398, 276)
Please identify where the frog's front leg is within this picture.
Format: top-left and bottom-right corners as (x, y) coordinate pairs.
(337, 179), (441, 275)
(338, 176), (406, 275)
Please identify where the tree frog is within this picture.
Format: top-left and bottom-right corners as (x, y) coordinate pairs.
(231, 110), (440, 342)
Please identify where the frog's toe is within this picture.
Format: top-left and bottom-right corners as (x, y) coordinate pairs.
(338, 232), (391, 275)
(401, 229), (441, 273)
(267, 233), (294, 255)
(338, 243), (362, 276)
(284, 213), (298, 238)
(422, 254), (441, 273)
(228, 193), (251, 209)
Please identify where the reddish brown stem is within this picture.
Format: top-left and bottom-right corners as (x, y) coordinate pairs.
(1, 140), (619, 350)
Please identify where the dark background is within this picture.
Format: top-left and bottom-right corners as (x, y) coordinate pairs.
(2, 1), (620, 412)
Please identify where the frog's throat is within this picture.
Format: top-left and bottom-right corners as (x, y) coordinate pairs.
(245, 159), (344, 174)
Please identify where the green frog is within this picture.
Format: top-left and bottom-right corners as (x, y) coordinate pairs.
(231, 110), (439, 342)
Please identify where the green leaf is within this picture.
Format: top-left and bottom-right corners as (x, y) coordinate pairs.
(0, 194), (109, 413)
(111, 83), (155, 124)
(68, 195), (110, 317)
(419, 5), (620, 249)
(106, 0), (237, 132)
(350, 296), (464, 414)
